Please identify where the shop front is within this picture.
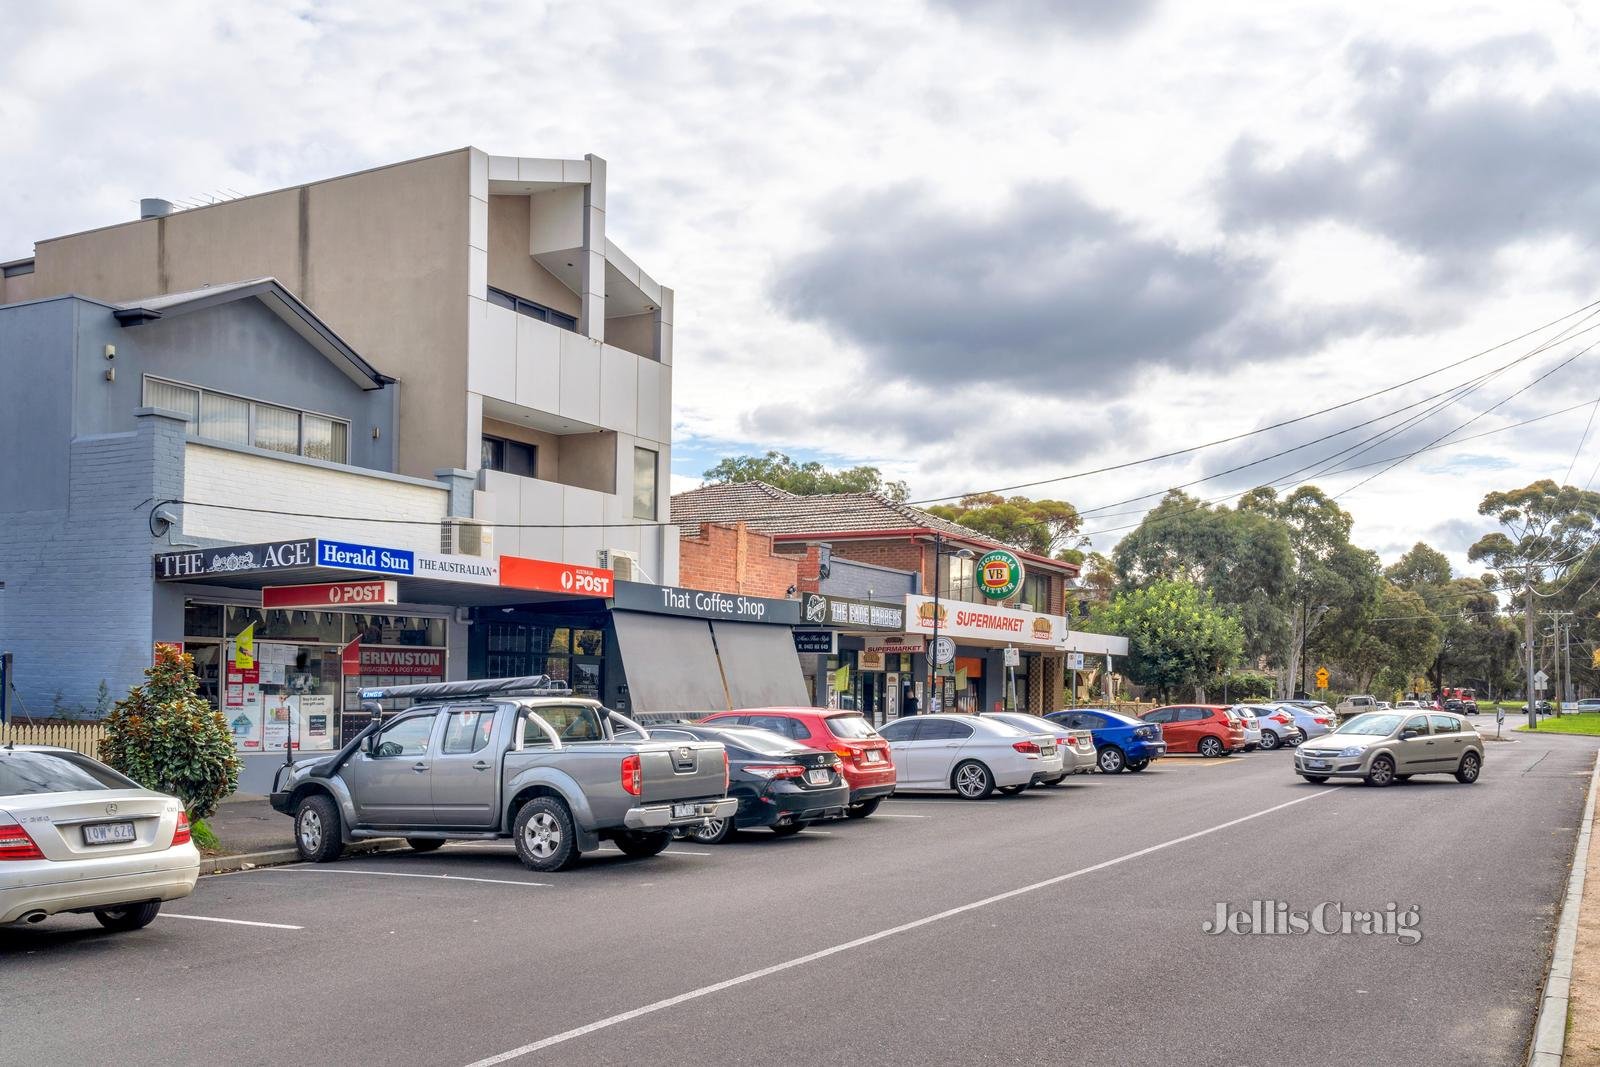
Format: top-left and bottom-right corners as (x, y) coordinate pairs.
(902, 594), (1070, 715)
(790, 593), (914, 723)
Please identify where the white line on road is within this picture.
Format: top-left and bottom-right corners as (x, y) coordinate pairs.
(160, 913), (303, 930)
(859, 813), (927, 819)
(592, 846), (714, 857)
(460, 788), (1335, 1066)
(257, 868), (549, 888)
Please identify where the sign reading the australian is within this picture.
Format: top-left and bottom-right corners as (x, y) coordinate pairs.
(904, 594), (1064, 647)
(976, 549), (1024, 601)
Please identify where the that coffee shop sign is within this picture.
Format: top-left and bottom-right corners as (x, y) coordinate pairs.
(611, 581), (801, 625)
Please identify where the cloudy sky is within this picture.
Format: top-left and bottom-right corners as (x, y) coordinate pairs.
(6, 0), (1599, 572)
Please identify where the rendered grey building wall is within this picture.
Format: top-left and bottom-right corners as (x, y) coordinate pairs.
(819, 557), (917, 600)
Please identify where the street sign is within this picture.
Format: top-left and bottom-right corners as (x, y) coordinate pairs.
(1315, 666), (1329, 689)
(1003, 647), (1020, 667)
(933, 636), (956, 666)
(1533, 669), (1549, 692)
(1496, 707), (1505, 724)
(1067, 651), (1085, 671)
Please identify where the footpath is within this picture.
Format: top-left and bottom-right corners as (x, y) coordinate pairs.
(200, 795), (403, 873)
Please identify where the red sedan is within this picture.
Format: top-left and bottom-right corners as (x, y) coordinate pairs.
(1140, 705), (1247, 757)
(697, 707), (896, 818)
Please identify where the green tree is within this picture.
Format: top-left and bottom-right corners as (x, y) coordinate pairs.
(100, 646), (241, 822)
(703, 451), (909, 502)
(1085, 580), (1245, 702)
(1341, 583), (1443, 693)
(925, 493), (1084, 558)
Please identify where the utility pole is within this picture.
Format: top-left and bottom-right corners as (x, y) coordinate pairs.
(1526, 585), (1537, 731)
(1543, 610), (1574, 716)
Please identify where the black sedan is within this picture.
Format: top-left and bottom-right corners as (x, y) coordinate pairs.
(646, 724), (849, 843)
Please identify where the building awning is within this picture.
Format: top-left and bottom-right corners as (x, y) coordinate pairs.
(612, 611), (729, 715)
(710, 620), (810, 708)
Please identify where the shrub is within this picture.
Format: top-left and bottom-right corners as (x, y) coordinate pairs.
(100, 646), (240, 821)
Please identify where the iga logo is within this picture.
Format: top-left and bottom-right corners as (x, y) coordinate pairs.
(976, 549), (1024, 601)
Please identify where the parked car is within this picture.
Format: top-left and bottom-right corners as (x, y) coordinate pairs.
(988, 712), (1097, 781)
(1140, 705), (1247, 756)
(1334, 694), (1378, 721)
(697, 707), (896, 818)
(1576, 698), (1600, 710)
(2, 745), (199, 931)
(1395, 700), (1420, 709)
(1230, 706), (1263, 750)
(1239, 704), (1300, 750)
(1294, 711), (1484, 787)
(877, 714), (1064, 799)
(1375, 701), (1392, 710)
(1271, 701), (1336, 740)
(1044, 708), (1167, 773)
(271, 676), (737, 873)
(1442, 698), (1465, 714)
(645, 724), (847, 843)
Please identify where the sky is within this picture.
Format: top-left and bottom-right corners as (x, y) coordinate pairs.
(5, 0), (1599, 575)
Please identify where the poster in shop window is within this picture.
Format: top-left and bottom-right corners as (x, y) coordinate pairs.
(295, 695), (337, 752)
(226, 639), (262, 752)
(263, 691), (293, 752)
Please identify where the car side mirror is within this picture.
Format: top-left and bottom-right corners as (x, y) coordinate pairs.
(1399, 730), (1419, 741)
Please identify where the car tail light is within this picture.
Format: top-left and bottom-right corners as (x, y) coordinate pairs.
(1013, 741), (1041, 754)
(171, 811), (192, 847)
(746, 764), (806, 779)
(0, 823), (44, 861)
(1314, 716), (1330, 724)
(723, 749), (730, 791)
(621, 754), (642, 796)
(1056, 736), (1070, 746)
(832, 745), (857, 763)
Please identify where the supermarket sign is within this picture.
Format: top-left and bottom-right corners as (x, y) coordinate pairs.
(904, 594), (1066, 648)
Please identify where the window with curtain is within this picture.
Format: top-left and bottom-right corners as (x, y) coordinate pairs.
(253, 403), (300, 454)
(633, 447), (658, 520)
(143, 379), (199, 433)
(939, 554), (977, 602)
(201, 392), (250, 445)
(141, 377), (352, 464)
(303, 415), (349, 463)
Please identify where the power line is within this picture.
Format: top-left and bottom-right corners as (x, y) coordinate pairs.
(1564, 395), (1600, 484)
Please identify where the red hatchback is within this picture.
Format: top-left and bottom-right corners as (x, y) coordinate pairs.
(1141, 705), (1247, 757)
(698, 708), (896, 817)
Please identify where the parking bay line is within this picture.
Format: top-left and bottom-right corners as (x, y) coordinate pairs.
(160, 913), (304, 930)
(460, 788), (1335, 1066)
(256, 868), (550, 888)
(593, 846), (714, 857)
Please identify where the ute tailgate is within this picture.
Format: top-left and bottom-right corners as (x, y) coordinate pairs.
(636, 740), (726, 803)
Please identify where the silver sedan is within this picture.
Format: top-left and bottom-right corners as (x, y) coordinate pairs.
(988, 712), (1098, 781)
(1, 746), (199, 930)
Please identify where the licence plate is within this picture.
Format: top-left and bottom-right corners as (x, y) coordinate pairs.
(863, 750), (883, 763)
(805, 769), (831, 786)
(671, 802), (697, 819)
(1305, 760), (1329, 770)
(1041, 744), (1056, 756)
(83, 821), (136, 846)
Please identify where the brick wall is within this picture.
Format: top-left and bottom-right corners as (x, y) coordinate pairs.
(677, 522), (798, 598)
(827, 539), (931, 590)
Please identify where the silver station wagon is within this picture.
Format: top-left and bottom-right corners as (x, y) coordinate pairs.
(1295, 711), (1484, 787)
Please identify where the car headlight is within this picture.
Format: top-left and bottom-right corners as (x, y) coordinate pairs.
(1338, 746), (1364, 758)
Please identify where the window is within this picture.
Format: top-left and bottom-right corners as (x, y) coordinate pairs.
(633, 447), (658, 520)
(879, 719), (919, 742)
(0, 751), (139, 795)
(824, 715), (878, 739)
(918, 719), (974, 741)
(526, 704), (606, 744)
(1429, 715), (1460, 735)
(1180, 708), (1210, 722)
(938, 554), (977, 602)
(141, 376), (350, 463)
(482, 435), (538, 478)
(1402, 715), (1430, 736)
(1019, 573), (1050, 611)
(373, 714), (437, 757)
(487, 286), (578, 332)
(1073, 713), (1106, 730)
(747, 714), (811, 740)
(442, 709), (495, 754)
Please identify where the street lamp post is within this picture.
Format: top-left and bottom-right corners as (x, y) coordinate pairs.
(926, 532), (974, 715)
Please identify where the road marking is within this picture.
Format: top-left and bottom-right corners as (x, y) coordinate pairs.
(460, 788), (1335, 1066)
(160, 913), (303, 930)
(257, 868), (549, 888)
(795, 830), (832, 836)
(858, 813), (927, 818)
(592, 846), (713, 857)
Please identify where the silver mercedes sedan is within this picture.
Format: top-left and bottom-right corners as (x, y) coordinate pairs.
(1, 746), (200, 931)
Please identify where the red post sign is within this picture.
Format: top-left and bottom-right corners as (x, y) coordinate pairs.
(499, 556), (614, 597)
(262, 580), (398, 609)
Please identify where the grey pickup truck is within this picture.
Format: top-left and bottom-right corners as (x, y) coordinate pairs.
(269, 676), (736, 872)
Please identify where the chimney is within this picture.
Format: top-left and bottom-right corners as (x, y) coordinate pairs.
(139, 198), (174, 220)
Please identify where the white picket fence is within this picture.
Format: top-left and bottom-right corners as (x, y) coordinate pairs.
(0, 721), (109, 757)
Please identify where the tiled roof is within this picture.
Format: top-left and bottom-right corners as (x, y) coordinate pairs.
(669, 481), (1071, 568)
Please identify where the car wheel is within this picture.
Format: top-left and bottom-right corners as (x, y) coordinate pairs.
(294, 794), (344, 863)
(769, 821), (809, 836)
(1366, 754), (1397, 788)
(1198, 736), (1226, 758)
(1455, 751), (1482, 784)
(405, 838), (445, 853)
(953, 760), (995, 799)
(1260, 730), (1281, 751)
(613, 829), (672, 858)
(1097, 747), (1127, 774)
(513, 796), (579, 872)
(846, 798), (882, 819)
(93, 901), (161, 932)
(1127, 759), (1149, 772)
(1300, 775), (1329, 784)
(998, 784), (1028, 796)
(691, 816), (735, 843)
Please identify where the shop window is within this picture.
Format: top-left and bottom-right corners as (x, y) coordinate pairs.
(938, 554), (978, 602)
(348, 614), (446, 647)
(183, 601), (223, 638)
(226, 606), (345, 645)
(482, 434), (537, 478)
(633, 447), (658, 520)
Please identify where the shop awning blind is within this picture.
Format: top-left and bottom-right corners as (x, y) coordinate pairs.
(611, 611), (730, 715)
(709, 620), (810, 709)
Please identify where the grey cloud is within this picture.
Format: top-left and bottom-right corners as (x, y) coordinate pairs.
(928, 0), (1160, 37)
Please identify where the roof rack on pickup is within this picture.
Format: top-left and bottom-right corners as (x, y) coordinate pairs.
(358, 675), (573, 703)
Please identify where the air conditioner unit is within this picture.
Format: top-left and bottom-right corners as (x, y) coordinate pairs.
(599, 548), (640, 581)
(440, 518), (494, 557)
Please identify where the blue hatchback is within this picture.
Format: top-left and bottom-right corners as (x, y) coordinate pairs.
(1045, 709), (1168, 773)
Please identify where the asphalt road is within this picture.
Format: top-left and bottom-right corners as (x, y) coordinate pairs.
(6, 731), (1598, 1067)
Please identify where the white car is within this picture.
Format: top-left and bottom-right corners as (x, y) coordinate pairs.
(988, 712), (1098, 780)
(2, 746), (200, 931)
(1229, 706), (1263, 750)
(1241, 704), (1300, 749)
(878, 714), (1065, 799)
(1271, 702), (1336, 740)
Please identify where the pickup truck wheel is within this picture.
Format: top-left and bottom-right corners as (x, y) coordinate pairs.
(614, 829), (672, 858)
(295, 795), (344, 863)
(405, 838), (445, 853)
(513, 797), (579, 872)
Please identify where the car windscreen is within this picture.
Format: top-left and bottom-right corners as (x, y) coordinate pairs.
(1334, 713), (1403, 736)
(996, 715), (1058, 733)
(0, 751), (140, 796)
(824, 714), (879, 739)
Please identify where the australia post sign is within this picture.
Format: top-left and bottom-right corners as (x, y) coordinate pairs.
(263, 580), (398, 609)
(904, 594), (1066, 648)
(501, 556), (614, 597)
